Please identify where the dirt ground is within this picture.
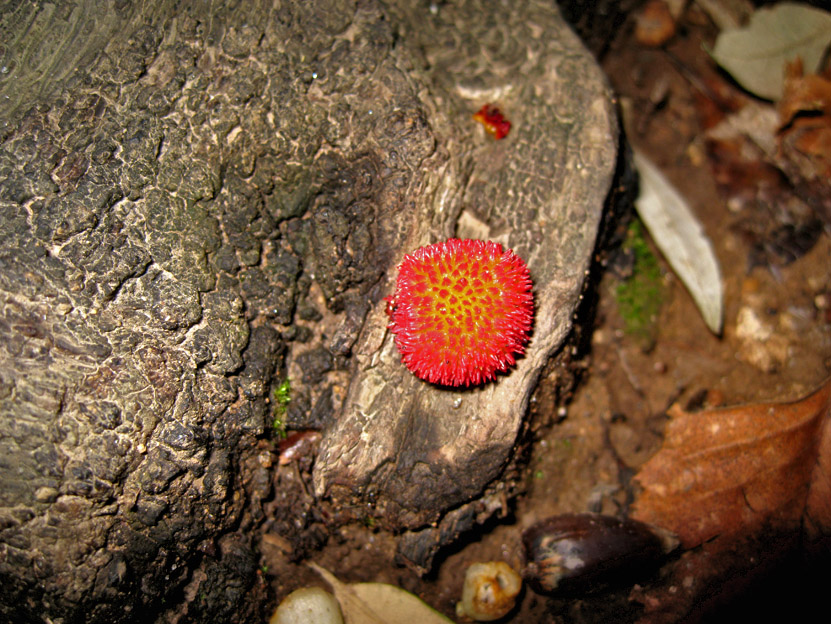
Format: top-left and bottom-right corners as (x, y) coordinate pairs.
(262, 5), (831, 622)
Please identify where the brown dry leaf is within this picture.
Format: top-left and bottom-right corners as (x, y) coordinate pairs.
(630, 380), (831, 621)
(805, 381), (831, 549)
(778, 58), (831, 180)
(784, 119), (831, 179)
(704, 106), (783, 205)
(632, 378), (831, 549)
(635, 0), (676, 47)
(779, 58), (831, 127)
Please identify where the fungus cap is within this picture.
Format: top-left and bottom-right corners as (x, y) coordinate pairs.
(387, 239), (534, 387)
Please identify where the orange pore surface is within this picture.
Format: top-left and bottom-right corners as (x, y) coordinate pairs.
(387, 239), (534, 387)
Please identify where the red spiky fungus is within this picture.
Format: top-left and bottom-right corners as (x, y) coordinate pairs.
(386, 239), (534, 387)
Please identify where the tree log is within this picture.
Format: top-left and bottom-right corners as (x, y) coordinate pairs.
(313, 0), (617, 528)
(0, 0), (616, 621)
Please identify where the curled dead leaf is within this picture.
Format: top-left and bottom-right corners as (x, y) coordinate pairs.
(779, 58), (831, 127)
(777, 59), (831, 181)
(805, 383), (831, 550)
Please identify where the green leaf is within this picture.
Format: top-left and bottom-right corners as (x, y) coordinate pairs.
(711, 2), (831, 100)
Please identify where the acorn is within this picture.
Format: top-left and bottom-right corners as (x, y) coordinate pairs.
(386, 239), (534, 387)
(522, 513), (678, 595)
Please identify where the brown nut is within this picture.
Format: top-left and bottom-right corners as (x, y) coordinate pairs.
(522, 513), (677, 595)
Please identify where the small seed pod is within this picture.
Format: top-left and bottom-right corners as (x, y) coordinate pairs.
(455, 561), (523, 622)
(522, 513), (677, 595)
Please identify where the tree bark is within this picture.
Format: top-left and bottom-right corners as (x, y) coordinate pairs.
(313, 0), (618, 531)
(0, 0), (616, 621)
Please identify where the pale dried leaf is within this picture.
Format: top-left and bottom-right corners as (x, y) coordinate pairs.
(705, 100), (779, 158)
(308, 562), (453, 624)
(710, 2), (831, 100)
(308, 563), (387, 624)
(633, 150), (723, 334)
(352, 584), (454, 624)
